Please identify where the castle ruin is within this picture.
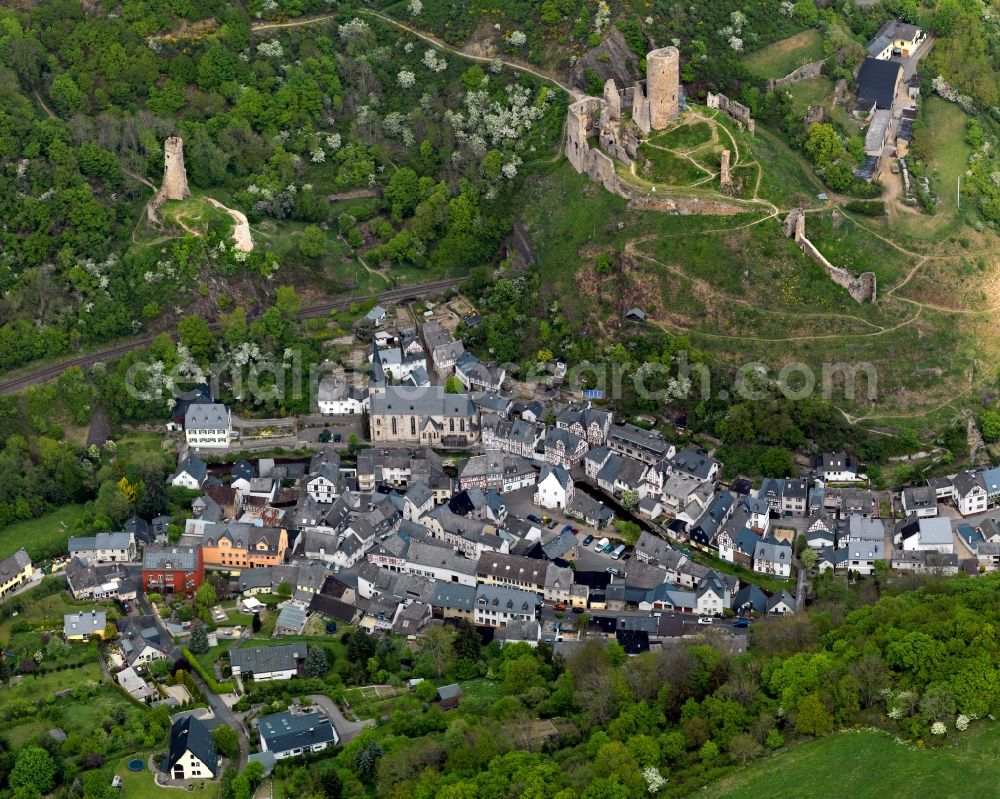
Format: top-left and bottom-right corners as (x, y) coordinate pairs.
(720, 149), (732, 193)
(159, 136), (190, 202)
(566, 46), (682, 192)
(706, 92), (755, 135)
(148, 136), (190, 222)
(783, 209), (877, 303)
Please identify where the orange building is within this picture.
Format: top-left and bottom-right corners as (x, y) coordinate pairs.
(200, 523), (288, 573)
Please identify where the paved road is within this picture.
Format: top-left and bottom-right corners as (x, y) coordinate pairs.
(135, 591), (250, 768)
(0, 278), (466, 396)
(307, 693), (374, 744)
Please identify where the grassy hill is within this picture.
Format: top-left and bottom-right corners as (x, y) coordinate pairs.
(701, 725), (1000, 799)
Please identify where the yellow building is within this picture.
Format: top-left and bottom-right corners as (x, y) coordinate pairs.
(0, 549), (32, 598)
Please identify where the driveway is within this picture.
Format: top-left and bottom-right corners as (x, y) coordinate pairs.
(135, 591), (250, 768)
(307, 694), (374, 744)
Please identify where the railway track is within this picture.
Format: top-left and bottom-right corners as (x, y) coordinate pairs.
(0, 277), (466, 396)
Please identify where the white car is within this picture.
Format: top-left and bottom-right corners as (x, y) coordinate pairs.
(697, 617), (714, 625)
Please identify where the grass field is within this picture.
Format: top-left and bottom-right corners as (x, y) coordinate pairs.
(0, 504), (85, 560)
(701, 725), (1000, 799)
(637, 143), (710, 185)
(920, 97), (972, 213)
(743, 30), (825, 80)
(161, 196), (234, 239)
(649, 121), (714, 150)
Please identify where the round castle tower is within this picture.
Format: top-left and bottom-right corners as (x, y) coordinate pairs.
(646, 47), (680, 130)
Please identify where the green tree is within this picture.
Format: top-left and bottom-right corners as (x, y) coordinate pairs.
(195, 582), (217, 608)
(306, 646), (330, 677)
(615, 519), (642, 545)
(274, 285), (301, 318)
(981, 410), (1000, 442)
(795, 693), (833, 736)
(619, 490), (640, 512)
(251, 612), (262, 633)
(318, 769), (343, 799)
(298, 225), (327, 258)
(10, 747), (56, 794)
(150, 658), (172, 681)
(385, 167), (421, 221)
(419, 624), (457, 678)
(276, 581), (292, 598)
(800, 548), (819, 570)
(189, 621), (209, 654)
(213, 725), (240, 759)
(760, 448), (793, 478)
(699, 739), (719, 762)
(178, 315), (215, 362)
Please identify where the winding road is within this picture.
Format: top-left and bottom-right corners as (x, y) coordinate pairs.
(251, 11), (581, 100)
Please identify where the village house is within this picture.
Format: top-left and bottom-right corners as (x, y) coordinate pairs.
(543, 427), (589, 469)
(457, 452), (537, 493)
(455, 351), (506, 393)
(184, 401), (232, 449)
(317, 378), (368, 415)
(901, 485), (938, 518)
(65, 558), (135, 601)
(64, 610), (107, 642)
(171, 454), (208, 489)
(431, 581), (477, 621)
(196, 523), (288, 572)
(481, 413), (543, 459)
(477, 551), (548, 594)
(895, 516), (954, 554)
(856, 57), (903, 115)
(607, 423), (673, 465)
(557, 406), (613, 447)
(535, 464), (575, 510)
(142, 546), (204, 594)
(866, 20), (924, 60)
(474, 584), (540, 628)
(259, 710), (338, 760)
(567, 493), (614, 529)
(117, 665), (158, 703)
(164, 716), (218, 780)
(230, 644), (306, 681)
(68, 532), (137, 564)
(820, 452), (864, 484)
(953, 471), (988, 516)
(0, 549), (33, 598)
(752, 536), (792, 578)
(421, 321), (465, 375)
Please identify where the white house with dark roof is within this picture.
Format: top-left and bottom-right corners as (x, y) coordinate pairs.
(752, 536), (792, 578)
(473, 584), (540, 628)
(259, 710), (338, 760)
(820, 452), (863, 483)
(953, 471), (988, 516)
(901, 485), (938, 518)
(164, 716), (218, 780)
(184, 402), (231, 449)
(534, 464), (574, 509)
(171, 454), (208, 489)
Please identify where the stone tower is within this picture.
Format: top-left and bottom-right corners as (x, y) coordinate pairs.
(161, 136), (190, 202)
(646, 46), (680, 130)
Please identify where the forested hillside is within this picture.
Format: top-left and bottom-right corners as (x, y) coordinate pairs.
(0, 0), (562, 373)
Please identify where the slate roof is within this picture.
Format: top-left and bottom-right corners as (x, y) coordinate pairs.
(165, 716), (217, 774)
(229, 644), (304, 676)
(259, 710), (337, 753)
(184, 402), (230, 430)
(857, 57), (902, 110)
(0, 549), (31, 583)
(431, 581), (477, 612)
(143, 546), (199, 571)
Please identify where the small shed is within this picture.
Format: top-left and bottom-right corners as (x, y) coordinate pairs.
(436, 683), (464, 710)
(625, 307), (647, 322)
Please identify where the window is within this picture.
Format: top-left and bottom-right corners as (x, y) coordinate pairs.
(391, 418), (397, 436)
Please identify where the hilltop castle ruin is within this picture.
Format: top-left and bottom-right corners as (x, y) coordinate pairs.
(566, 46), (681, 194)
(148, 136), (190, 222)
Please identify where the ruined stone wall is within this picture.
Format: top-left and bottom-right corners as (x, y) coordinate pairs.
(632, 82), (651, 134)
(782, 209), (876, 303)
(646, 47), (680, 129)
(768, 59), (826, 93)
(604, 79), (622, 120)
(706, 92), (755, 135)
(148, 136), (190, 222)
(720, 149), (732, 193)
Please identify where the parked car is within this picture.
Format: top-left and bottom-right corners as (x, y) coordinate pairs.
(333, 433), (342, 443)
(697, 617), (713, 625)
(594, 537), (610, 552)
(561, 524), (574, 534)
(605, 567), (620, 576)
(582, 535), (595, 547)
(622, 553), (631, 560)
(542, 516), (552, 523)
(554, 603), (567, 611)
(732, 618), (749, 628)
(527, 514), (542, 524)
(602, 542), (615, 554)
(547, 520), (559, 529)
